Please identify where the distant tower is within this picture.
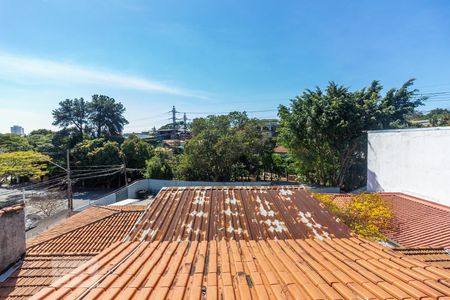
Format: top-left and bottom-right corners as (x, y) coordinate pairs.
(183, 113), (188, 131)
(10, 125), (25, 136)
(171, 106), (177, 129)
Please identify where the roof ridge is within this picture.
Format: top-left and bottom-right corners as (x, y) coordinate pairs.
(95, 205), (147, 213)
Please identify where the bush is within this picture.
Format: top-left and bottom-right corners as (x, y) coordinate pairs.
(314, 193), (394, 240)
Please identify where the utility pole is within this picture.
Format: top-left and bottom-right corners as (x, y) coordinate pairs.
(122, 163), (128, 186)
(66, 150), (73, 212)
(45, 152), (73, 212)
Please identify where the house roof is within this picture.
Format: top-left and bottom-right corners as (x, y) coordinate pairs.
(3, 187), (450, 299)
(31, 238), (450, 300)
(273, 145), (288, 154)
(127, 186), (351, 242)
(0, 205), (146, 300)
(26, 205), (146, 249)
(393, 248), (450, 270)
(0, 203), (24, 216)
(330, 192), (450, 248)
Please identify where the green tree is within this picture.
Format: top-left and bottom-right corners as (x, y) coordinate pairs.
(144, 148), (175, 179)
(121, 135), (154, 169)
(0, 151), (50, 185)
(72, 138), (124, 167)
(278, 80), (424, 189)
(428, 108), (450, 126)
(178, 112), (272, 181)
(89, 95), (129, 137)
(0, 134), (31, 152)
(52, 98), (89, 139)
(27, 130), (55, 154)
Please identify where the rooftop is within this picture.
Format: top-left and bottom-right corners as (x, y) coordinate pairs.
(2, 187), (450, 299)
(31, 238), (450, 300)
(0, 205), (146, 300)
(331, 192), (450, 248)
(128, 186), (351, 242)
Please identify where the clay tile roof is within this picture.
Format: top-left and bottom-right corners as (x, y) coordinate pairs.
(0, 205), (146, 300)
(393, 248), (450, 270)
(0, 203), (24, 217)
(128, 186), (351, 242)
(273, 145), (288, 154)
(329, 192), (450, 248)
(26, 206), (145, 249)
(29, 238), (450, 300)
(381, 193), (450, 249)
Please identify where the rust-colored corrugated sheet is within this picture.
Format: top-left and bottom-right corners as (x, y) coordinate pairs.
(0, 205), (146, 300)
(31, 238), (450, 300)
(128, 186), (351, 242)
(329, 192), (450, 248)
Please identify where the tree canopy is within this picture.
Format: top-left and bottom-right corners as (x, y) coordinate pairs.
(178, 112), (273, 181)
(52, 98), (89, 139)
(0, 134), (31, 152)
(0, 151), (50, 184)
(52, 95), (128, 139)
(278, 79), (424, 189)
(144, 147), (176, 179)
(121, 135), (154, 169)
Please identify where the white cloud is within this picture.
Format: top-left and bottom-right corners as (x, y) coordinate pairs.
(0, 52), (209, 99)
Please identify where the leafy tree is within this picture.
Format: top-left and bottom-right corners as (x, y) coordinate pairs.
(0, 134), (32, 152)
(121, 135), (154, 169)
(428, 108), (450, 126)
(278, 80), (424, 189)
(144, 148), (176, 179)
(89, 95), (129, 137)
(52, 98), (89, 139)
(0, 151), (50, 184)
(72, 138), (124, 167)
(178, 112), (272, 181)
(27, 130), (55, 154)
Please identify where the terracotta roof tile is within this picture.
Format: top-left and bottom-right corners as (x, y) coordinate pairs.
(329, 192), (450, 249)
(128, 186), (351, 242)
(27, 205), (145, 249)
(0, 205), (145, 300)
(29, 238), (450, 299)
(0, 203), (24, 216)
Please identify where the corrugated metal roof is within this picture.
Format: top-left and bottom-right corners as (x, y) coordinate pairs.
(30, 238), (450, 300)
(128, 186), (351, 242)
(330, 192), (450, 248)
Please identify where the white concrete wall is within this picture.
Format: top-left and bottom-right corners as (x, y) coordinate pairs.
(367, 127), (450, 206)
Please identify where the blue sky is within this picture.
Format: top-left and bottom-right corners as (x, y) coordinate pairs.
(1, 0), (450, 133)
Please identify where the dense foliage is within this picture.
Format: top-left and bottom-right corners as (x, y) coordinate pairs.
(176, 112), (273, 181)
(278, 80), (424, 189)
(144, 148), (176, 179)
(0, 151), (50, 184)
(52, 94), (129, 140)
(314, 193), (394, 240)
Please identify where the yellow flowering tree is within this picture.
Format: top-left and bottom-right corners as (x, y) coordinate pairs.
(314, 193), (394, 240)
(0, 151), (50, 185)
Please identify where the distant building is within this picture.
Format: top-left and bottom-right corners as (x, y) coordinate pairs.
(10, 125), (24, 136)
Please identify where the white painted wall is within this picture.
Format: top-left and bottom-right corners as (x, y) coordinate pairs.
(367, 127), (450, 206)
